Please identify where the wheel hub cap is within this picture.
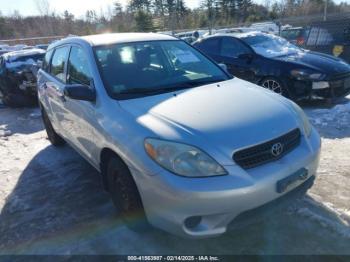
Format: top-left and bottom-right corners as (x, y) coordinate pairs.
(262, 80), (282, 94)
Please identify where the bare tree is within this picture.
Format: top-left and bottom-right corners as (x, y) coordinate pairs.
(34, 0), (51, 16)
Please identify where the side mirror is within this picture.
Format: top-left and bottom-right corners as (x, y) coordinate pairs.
(64, 84), (96, 102)
(218, 63), (228, 73)
(238, 53), (254, 61)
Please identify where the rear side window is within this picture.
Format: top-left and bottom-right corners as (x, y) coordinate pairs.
(42, 49), (53, 72)
(220, 37), (251, 58)
(50, 46), (70, 82)
(67, 46), (92, 86)
(195, 38), (221, 56)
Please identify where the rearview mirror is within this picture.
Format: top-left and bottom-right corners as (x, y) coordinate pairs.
(64, 84), (96, 102)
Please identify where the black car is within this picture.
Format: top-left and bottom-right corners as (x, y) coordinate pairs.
(0, 49), (45, 107)
(193, 32), (350, 101)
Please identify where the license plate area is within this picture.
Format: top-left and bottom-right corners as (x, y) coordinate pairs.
(277, 168), (309, 194)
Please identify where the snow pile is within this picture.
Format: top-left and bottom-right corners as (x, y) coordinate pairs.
(306, 100), (350, 133)
(6, 58), (37, 69)
(290, 197), (350, 239)
(0, 129), (12, 138)
(3, 48), (45, 62)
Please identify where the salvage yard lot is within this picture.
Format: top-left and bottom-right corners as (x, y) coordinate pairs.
(0, 98), (349, 255)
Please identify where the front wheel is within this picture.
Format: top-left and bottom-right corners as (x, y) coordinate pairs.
(261, 77), (289, 98)
(106, 155), (150, 232)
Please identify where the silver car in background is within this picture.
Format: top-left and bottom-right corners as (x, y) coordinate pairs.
(37, 33), (321, 238)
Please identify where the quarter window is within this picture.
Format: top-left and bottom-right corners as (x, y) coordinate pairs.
(67, 46), (92, 86)
(50, 46), (70, 82)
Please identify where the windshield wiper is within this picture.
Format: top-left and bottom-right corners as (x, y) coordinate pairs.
(118, 84), (194, 95)
(185, 79), (226, 87)
(118, 79), (226, 96)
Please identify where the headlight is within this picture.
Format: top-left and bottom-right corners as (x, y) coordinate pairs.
(144, 139), (227, 177)
(290, 102), (312, 137)
(291, 69), (325, 81)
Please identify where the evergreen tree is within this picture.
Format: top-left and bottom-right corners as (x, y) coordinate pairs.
(135, 10), (154, 31)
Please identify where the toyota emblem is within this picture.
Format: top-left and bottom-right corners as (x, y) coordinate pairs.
(271, 143), (284, 157)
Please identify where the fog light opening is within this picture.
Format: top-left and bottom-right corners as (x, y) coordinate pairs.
(184, 216), (202, 230)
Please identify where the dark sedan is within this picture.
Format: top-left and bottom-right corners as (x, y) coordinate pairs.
(193, 32), (350, 101)
(0, 49), (45, 107)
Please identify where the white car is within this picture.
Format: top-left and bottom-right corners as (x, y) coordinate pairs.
(37, 33), (321, 238)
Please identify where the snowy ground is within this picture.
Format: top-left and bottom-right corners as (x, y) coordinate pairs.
(0, 97), (349, 255)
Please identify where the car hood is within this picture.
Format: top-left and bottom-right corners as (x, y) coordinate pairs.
(119, 78), (300, 165)
(273, 51), (350, 76)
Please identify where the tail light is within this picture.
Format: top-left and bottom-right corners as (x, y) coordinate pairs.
(296, 37), (305, 46)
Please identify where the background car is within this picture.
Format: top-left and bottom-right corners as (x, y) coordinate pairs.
(35, 44), (49, 50)
(0, 48), (45, 107)
(281, 27), (307, 45)
(193, 32), (350, 102)
(249, 22), (280, 35)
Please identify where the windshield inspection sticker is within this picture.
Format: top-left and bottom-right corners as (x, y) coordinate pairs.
(173, 50), (200, 63)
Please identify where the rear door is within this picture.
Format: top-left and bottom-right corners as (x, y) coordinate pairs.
(45, 45), (71, 137)
(63, 45), (97, 161)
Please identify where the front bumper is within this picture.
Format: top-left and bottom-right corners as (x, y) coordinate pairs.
(311, 79), (350, 100)
(133, 128), (321, 238)
(288, 76), (350, 100)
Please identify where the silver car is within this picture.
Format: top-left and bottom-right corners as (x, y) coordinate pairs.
(37, 33), (321, 238)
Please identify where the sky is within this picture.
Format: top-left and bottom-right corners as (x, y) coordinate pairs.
(0, 0), (201, 18)
(0, 0), (345, 18)
(0, 0), (263, 18)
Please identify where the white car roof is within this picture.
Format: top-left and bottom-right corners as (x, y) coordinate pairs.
(77, 33), (177, 46)
(2, 48), (45, 61)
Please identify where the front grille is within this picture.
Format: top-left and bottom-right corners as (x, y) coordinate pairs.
(233, 129), (301, 169)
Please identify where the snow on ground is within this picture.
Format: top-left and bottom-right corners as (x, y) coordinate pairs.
(0, 97), (349, 255)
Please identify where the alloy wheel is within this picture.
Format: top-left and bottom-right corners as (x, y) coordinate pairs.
(262, 79), (283, 95)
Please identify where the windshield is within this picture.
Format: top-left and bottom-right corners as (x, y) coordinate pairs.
(94, 40), (229, 99)
(241, 34), (302, 58)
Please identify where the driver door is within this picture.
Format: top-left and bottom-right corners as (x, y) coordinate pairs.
(217, 37), (256, 82)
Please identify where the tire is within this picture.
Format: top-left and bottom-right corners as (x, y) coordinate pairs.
(106, 155), (150, 231)
(41, 107), (66, 146)
(260, 77), (290, 98)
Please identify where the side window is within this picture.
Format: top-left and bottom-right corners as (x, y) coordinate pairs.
(196, 38), (221, 56)
(221, 38), (251, 58)
(50, 46), (70, 82)
(67, 46), (92, 86)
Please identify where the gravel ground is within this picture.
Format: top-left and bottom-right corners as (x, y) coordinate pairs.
(0, 97), (349, 255)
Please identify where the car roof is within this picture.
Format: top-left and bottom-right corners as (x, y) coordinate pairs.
(2, 48), (46, 61)
(282, 27), (303, 31)
(200, 31), (266, 40)
(50, 33), (178, 49)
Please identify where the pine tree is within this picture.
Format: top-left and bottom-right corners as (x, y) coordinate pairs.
(135, 10), (154, 31)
